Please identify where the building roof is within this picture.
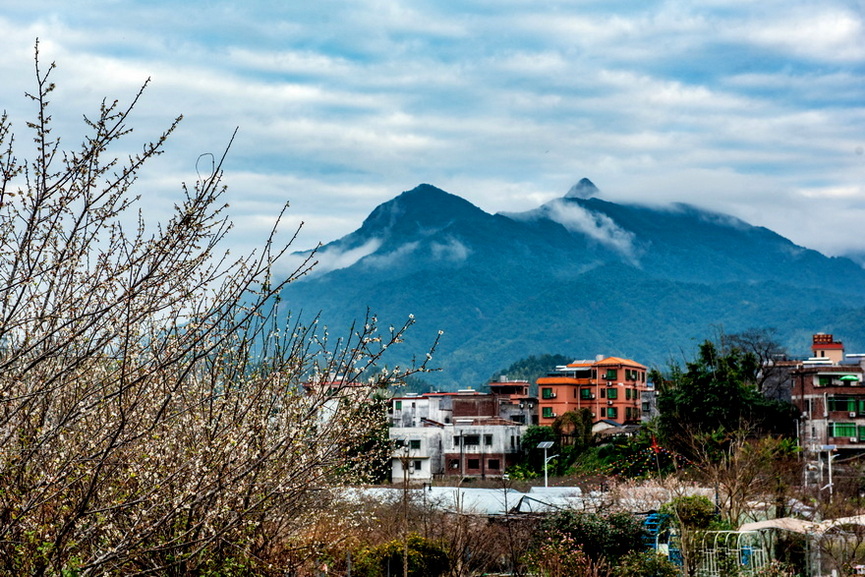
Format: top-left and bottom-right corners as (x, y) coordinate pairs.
(738, 516), (865, 535)
(594, 356), (647, 368)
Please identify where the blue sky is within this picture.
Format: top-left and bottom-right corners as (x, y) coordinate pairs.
(2, 0), (865, 267)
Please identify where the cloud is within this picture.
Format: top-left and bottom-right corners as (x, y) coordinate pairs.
(297, 238), (383, 278)
(362, 242), (420, 270)
(431, 238), (470, 262)
(1, 0), (865, 264)
(534, 200), (640, 263)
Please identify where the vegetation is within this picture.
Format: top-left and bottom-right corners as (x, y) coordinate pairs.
(490, 353), (571, 394)
(530, 510), (647, 564)
(612, 550), (681, 577)
(523, 532), (604, 577)
(0, 45), (435, 575)
(655, 338), (797, 459)
(353, 534), (449, 577)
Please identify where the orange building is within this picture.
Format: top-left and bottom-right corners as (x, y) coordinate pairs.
(536, 356), (649, 425)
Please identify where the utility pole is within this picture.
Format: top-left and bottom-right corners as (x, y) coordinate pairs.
(398, 444), (411, 577)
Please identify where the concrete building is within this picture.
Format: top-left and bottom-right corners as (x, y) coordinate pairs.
(388, 387), (530, 482)
(488, 377), (539, 425)
(536, 356), (649, 426)
(791, 334), (865, 454)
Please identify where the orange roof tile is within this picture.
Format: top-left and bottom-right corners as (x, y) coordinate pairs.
(594, 356), (647, 368)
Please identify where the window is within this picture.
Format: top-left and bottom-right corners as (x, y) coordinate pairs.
(606, 407), (618, 419)
(829, 397), (856, 412)
(542, 407), (554, 418)
(541, 388), (555, 399)
(488, 459), (500, 470)
(467, 459), (480, 470)
(413, 460), (422, 471)
(642, 402), (650, 412)
(607, 388), (618, 400)
(600, 389), (606, 399)
(819, 376), (832, 387)
(484, 434), (493, 446)
(409, 439), (421, 450)
(464, 435), (480, 446)
(605, 369), (617, 380)
(580, 389), (593, 400)
(449, 459), (459, 469)
(832, 422), (857, 437)
(453, 436), (461, 447)
(394, 400), (402, 410)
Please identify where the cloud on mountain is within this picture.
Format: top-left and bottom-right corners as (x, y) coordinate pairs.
(305, 238), (382, 276)
(546, 201), (640, 264)
(431, 238), (471, 262)
(362, 242), (420, 270)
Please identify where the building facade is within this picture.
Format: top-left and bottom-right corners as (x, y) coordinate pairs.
(536, 356), (649, 426)
(792, 334), (865, 453)
(388, 387), (530, 482)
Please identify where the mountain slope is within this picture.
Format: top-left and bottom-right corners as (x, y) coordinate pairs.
(279, 182), (865, 387)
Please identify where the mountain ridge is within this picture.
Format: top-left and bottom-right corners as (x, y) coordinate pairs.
(280, 181), (865, 387)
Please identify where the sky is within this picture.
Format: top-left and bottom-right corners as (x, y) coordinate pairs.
(2, 0), (865, 269)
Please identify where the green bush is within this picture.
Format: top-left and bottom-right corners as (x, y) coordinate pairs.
(661, 495), (718, 530)
(353, 534), (449, 577)
(530, 510), (647, 564)
(612, 550), (681, 577)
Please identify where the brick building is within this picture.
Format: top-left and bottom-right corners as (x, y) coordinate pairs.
(792, 334), (865, 453)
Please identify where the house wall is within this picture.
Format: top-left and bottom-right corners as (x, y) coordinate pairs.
(537, 359), (648, 426)
(389, 427), (445, 483)
(793, 366), (865, 452)
(443, 423), (526, 478)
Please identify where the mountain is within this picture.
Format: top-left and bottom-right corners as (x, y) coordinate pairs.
(279, 181), (865, 388)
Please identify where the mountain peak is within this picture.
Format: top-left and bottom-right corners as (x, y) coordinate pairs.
(565, 178), (599, 199)
(356, 184), (488, 240)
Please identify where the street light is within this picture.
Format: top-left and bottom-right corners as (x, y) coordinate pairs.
(820, 444), (838, 503)
(537, 441), (558, 488)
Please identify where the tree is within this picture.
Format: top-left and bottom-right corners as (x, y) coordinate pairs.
(530, 510), (647, 565)
(688, 434), (800, 526)
(514, 425), (557, 476)
(660, 495), (719, 577)
(552, 409), (594, 451)
(655, 339), (796, 458)
(722, 328), (788, 398)
(0, 44), (435, 575)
